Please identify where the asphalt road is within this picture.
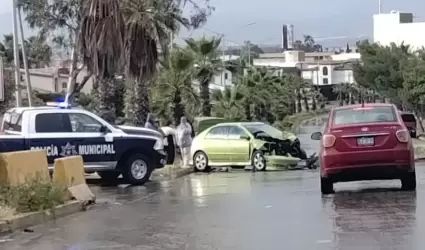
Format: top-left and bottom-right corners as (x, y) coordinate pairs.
(1, 122), (424, 249)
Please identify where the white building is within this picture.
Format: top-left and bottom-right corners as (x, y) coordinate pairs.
(12, 63), (233, 97)
(373, 10), (425, 49)
(192, 69), (233, 93)
(253, 50), (359, 86)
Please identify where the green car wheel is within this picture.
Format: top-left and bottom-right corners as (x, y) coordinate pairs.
(252, 150), (266, 171)
(194, 151), (210, 172)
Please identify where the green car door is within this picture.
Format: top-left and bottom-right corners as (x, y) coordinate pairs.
(226, 126), (251, 163)
(202, 125), (230, 162)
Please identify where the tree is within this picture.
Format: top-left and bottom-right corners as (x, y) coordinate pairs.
(353, 41), (412, 109)
(400, 49), (425, 111)
(333, 83), (351, 106)
(0, 35), (17, 65)
(0, 34), (52, 68)
(152, 47), (199, 125)
(212, 84), (245, 120)
(0, 71), (17, 113)
(212, 67), (300, 123)
(19, 0), (214, 110)
(77, 0), (125, 122)
(25, 35), (53, 68)
(19, 0), (87, 99)
(293, 35), (323, 52)
(185, 36), (223, 116)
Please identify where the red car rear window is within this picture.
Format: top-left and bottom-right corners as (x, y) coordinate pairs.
(333, 106), (397, 125)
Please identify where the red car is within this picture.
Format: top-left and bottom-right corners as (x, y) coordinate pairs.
(312, 103), (416, 194)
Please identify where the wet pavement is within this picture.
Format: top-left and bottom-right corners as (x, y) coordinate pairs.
(1, 122), (425, 249)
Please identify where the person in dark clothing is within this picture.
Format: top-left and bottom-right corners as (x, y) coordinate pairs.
(187, 118), (196, 138)
(145, 113), (161, 132)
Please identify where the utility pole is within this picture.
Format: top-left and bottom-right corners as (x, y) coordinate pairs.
(169, 31), (174, 50)
(378, 0), (381, 13)
(247, 41), (251, 65)
(12, 0), (21, 107)
(0, 57), (4, 101)
(18, 7), (33, 107)
(221, 34), (225, 86)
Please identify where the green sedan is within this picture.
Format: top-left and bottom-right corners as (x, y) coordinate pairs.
(189, 122), (302, 172)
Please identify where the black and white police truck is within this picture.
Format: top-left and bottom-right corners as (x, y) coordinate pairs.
(0, 105), (168, 185)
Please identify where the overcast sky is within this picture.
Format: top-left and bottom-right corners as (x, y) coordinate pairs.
(0, 0), (424, 47)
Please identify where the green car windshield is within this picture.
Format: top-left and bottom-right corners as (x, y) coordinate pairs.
(243, 123), (282, 138)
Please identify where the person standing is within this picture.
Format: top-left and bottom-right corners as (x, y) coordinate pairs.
(161, 120), (176, 165)
(176, 116), (193, 168)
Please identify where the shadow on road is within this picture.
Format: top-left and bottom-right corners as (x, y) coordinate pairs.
(321, 187), (417, 249)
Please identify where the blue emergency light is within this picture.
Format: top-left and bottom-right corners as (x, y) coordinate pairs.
(46, 101), (72, 109)
(44, 96), (72, 109)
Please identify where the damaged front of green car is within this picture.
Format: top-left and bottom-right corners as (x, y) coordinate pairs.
(251, 137), (303, 168)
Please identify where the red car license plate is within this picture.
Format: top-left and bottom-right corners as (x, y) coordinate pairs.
(357, 137), (374, 146)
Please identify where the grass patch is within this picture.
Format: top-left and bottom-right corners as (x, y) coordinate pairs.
(0, 179), (67, 215)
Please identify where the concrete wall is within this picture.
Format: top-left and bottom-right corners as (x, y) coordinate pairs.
(20, 68), (94, 96)
(373, 11), (425, 49)
(301, 67), (355, 86)
(20, 67), (229, 95)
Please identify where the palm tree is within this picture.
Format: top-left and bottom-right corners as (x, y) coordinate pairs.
(268, 74), (296, 121)
(212, 84), (245, 120)
(78, 0), (190, 124)
(185, 36), (223, 116)
(78, 0), (125, 121)
(120, 0), (191, 125)
(152, 48), (198, 125)
(241, 67), (273, 121)
(241, 67), (296, 123)
(333, 83), (351, 106)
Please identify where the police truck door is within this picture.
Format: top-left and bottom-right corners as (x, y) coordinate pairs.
(66, 112), (115, 163)
(29, 111), (115, 165)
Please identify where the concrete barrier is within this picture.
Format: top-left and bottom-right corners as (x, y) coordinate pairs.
(0, 150), (50, 186)
(52, 156), (95, 203)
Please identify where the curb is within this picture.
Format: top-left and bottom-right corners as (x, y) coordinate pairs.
(171, 168), (193, 179)
(0, 201), (84, 233)
(151, 168), (193, 181)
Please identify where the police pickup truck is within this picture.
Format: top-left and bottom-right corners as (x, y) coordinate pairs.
(0, 106), (167, 185)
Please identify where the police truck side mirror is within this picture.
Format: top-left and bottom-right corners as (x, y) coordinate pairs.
(100, 125), (108, 133)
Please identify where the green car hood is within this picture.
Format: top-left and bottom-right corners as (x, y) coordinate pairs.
(281, 131), (297, 141)
(252, 130), (297, 149)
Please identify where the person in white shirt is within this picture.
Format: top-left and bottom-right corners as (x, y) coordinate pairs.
(176, 116), (193, 168)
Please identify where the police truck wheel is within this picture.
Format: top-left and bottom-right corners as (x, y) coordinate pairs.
(122, 153), (153, 185)
(98, 171), (120, 182)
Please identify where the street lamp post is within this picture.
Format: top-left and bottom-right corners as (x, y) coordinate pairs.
(205, 22), (257, 85)
(12, 0), (21, 107)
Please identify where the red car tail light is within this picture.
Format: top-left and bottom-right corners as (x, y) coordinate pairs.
(322, 134), (336, 148)
(396, 129), (409, 143)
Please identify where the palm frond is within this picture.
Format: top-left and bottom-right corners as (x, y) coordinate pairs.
(78, 0), (124, 78)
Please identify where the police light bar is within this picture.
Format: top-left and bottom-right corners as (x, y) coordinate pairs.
(46, 102), (72, 109)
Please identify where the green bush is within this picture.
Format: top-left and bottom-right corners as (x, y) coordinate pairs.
(0, 180), (67, 214)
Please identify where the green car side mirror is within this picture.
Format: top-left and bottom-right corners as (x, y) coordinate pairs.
(240, 134), (250, 140)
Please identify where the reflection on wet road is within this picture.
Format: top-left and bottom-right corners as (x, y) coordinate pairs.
(1, 121), (424, 249)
